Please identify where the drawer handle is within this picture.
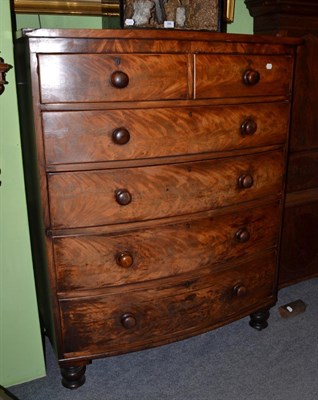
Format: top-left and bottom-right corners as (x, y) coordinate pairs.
(115, 189), (132, 206)
(240, 118), (257, 136)
(116, 251), (134, 268)
(112, 128), (130, 145)
(233, 284), (247, 298)
(238, 174), (254, 189)
(235, 228), (250, 243)
(243, 69), (260, 86)
(110, 70), (129, 89)
(121, 313), (137, 329)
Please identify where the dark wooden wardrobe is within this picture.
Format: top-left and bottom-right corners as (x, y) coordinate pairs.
(245, 0), (318, 287)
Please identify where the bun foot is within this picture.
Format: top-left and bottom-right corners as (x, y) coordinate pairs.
(249, 309), (270, 330)
(60, 365), (86, 389)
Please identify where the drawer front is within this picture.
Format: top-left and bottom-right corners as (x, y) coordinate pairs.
(48, 150), (284, 229)
(196, 55), (293, 99)
(38, 54), (189, 103)
(54, 202), (280, 292)
(43, 102), (289, 165)
(60, 251), (276, 357)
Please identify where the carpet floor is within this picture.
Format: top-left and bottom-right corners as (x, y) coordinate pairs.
(9, 278), (318, 400)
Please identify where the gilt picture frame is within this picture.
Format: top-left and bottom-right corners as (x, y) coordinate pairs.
(13, 0), (120, 16)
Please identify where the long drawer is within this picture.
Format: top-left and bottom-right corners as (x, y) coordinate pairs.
(38, 53), (189, 103)
(59, 250), (276, 358)
(196, 54), (293, 99)
(48, 150), (284, 229)
(43, 102), (290, 165)
(54, 202), (280, 292)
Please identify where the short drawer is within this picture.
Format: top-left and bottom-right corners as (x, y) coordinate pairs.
(38, 53), (189, 103)
(59, 250), (276, 358)
(54, 202), (280, 292)
(195, 54), (293, 99)
(48, 150), (284, 229)
(43, 102), (290, 165)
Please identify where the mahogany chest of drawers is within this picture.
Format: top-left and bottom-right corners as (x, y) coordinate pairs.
(15, 29), (299, 389)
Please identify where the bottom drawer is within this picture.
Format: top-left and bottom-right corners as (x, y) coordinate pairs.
(60, 251), (276, 358)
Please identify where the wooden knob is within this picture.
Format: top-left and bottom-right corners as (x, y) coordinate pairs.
(110, 70), (129, 89)
(121, 313), (137, 329)
(235, 228), (250, 243)
(112, 128), (130, 145)
(238, 174), (254, 189)
(243, 69), (260, 86)
(240, 118), (257, 136)
(116, 251), (134, 268)
(233, 284), (247, 298)
(115, 189), (132, 206)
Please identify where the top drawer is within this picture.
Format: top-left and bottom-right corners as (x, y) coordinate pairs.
(37, 54), (189, 103)
(195, 55), (293, 99)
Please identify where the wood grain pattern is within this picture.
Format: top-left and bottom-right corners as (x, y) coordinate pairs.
(48, 150), (284, 229)
(15, 29), (296, 385)
(195, 54), (293, 99)
(54, 202), (280, 292)
(59, 250), (276, 358)
(38, 54), (189, 103)
(43, 102), (290, 165)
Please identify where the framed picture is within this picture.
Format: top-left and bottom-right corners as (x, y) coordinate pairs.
(120, 0), (233, 31)
(13, 0), (234, 25)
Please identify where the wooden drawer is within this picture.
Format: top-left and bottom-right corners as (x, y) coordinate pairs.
(54, 202), (280, 292)
(48, 150), (284, 229)
(59, 250), (276, 358)
(43, 102), (289, 165)
(195, 54), (293, 99)
(38, 54), (189, 103)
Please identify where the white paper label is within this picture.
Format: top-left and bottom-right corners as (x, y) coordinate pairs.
(266, 63), (273, 70)
(164, 21), (175, 28)
(125, 19), (135, 26)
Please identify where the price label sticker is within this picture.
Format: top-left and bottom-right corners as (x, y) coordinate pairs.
(164, 21), (175, 28)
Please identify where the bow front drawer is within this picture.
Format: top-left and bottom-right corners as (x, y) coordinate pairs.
(59, 250), (276, 358)
(38, 53), (189, 103)
(47, 150), (284, 229)
(195, 54), (293, 99)
(43, 102), (289, 165)
(54, 202), (280, 292)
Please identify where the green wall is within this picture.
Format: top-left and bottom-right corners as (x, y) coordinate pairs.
(1, 0), (253, 387)
(0, 0), (45, 387)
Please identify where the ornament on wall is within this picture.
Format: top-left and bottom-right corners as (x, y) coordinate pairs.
(0, 57), (12, 96)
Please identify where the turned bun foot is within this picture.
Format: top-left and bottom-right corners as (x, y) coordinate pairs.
(249, 309), (270, 330)
(60, 365), (86, 389)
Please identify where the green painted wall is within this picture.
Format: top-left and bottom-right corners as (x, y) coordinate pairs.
(1, 0), (253, 387)
(0, 0), (45, 387)
(228, 0), (253, 34)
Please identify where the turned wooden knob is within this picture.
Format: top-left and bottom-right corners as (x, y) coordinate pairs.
(115, 189), (132, 206)
(116, 251), (134, 268)
(238, 174), (254, 189)
(235, 228), (250, 243)
(233, 284), (247, 298)
(110, 70), (129, 89)
(243, 69), (260, 86)
(112, 128), (130, 145)
(240, 118), (257, 136)
(121, 313), (137, 329)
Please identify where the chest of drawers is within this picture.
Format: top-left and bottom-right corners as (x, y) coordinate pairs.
(15, 29), (299, 389)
